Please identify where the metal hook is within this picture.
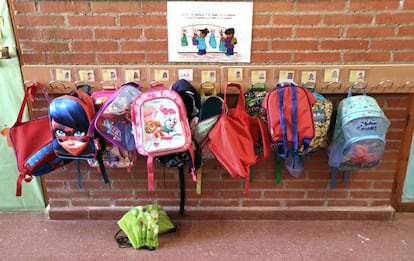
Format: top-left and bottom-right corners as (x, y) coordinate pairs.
(48, 80), (67, 90)
(324, 81), (342, 90)
(401, 80), (414, 89)
(349, 81), (367, 89)
(373, 80), (393, 89)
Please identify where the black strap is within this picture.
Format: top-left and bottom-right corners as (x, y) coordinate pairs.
(77, 160), (82, 188)
(114, 229), (132, 248)
(179, 166), (185, 216)
(114, 229), (156, 250)
(96, 150), (110, 184)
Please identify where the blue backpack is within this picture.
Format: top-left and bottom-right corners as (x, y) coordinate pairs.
(328, 86), (390, 188)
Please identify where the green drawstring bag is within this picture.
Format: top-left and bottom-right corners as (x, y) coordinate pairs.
(115, 204), (176, 250)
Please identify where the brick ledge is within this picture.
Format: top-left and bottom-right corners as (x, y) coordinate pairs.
(46, 206), (395, 221)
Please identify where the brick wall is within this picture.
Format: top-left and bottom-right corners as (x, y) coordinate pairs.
(11, 0), (414, 65)
(9, 0), (414, 219)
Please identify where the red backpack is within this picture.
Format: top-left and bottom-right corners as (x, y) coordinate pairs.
(262, 82), (316, 177)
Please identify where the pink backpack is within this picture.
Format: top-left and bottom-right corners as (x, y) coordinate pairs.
(131, 82), (196, 190)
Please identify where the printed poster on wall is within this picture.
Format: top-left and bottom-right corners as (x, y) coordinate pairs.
(167, 1), (253, 63)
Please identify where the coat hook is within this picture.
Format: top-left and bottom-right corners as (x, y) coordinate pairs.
(48, 80), (68, 90)
(401, 80), (414, 89)
(349, 81), (367, 89)
(324, 81), (341, 90)
(373, 80), (393, 89)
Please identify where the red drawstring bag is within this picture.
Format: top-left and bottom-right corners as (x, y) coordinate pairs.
(208, 82), (270, 193)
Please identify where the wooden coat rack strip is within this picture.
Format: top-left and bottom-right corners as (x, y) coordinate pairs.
(20, 64), (414, 94)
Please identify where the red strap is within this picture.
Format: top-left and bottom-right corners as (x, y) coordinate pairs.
(147, 156), (154, 191)
(15, 173), (33, 197)
(16, 82), (50, 124)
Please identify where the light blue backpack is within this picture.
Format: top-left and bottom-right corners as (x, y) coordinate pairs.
(328, 86), (390, 188)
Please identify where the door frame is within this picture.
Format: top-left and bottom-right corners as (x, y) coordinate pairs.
(392, 93), (414, 211)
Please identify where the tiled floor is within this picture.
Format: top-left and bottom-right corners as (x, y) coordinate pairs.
(1, 211), (414, 261)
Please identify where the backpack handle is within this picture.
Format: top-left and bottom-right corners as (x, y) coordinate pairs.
(75, 81), (93, 94)
(15, 81), (50, 124)
(150, 81), (167, 90)
(347, 82), (367, 97)
(122, 81), (142, 91)
(200, 81), (217, 97)
(302, 82), (316, 92)
(100, 81), (117, 90)
(224, 82), (245, 112)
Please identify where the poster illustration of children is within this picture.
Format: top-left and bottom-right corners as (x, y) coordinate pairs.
(221, 28), (237, 56)
(167, 1), (252, 63)
(193, 28), (209, 55)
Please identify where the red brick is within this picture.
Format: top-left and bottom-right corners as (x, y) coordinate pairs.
(324, 14), (373, 25)
(121, 41), (168, 51)
(272, 40), (318, 50)
(399, 26), (414, 36)
(343, 52), (390, 62)
(97, 53), (146, 64)
(274, 15), (321, 25)
(328, 200), (369, 207)
(146, 52), (168, 63)
(376, 13), (414, 24)
(297, 1), (346, 11)
(91, 2), (140, 13)
(347, 27), (395, 38)
(143, 2), (166, 13)
(253, 14), (271, 26)
(251, 40), (270, 51)
(321, 40), (369, 50)
(144, 28), (168, 39)
(120, 15), (166, 26)
(242, 200), (281, 207)
(12, 1), (36, 12)
(293, 52), (340, 63)
(251, 52), (291, 63)
(394, 51), (414, 62)
(14, 15), (64, 26)
(44, 29), (92, 39)
(21, 53), (47, 64)
(72, 41), (118, 52)
(254, 1), (294, 12)
(47, 53), (95, 64)
(39, 1), (89, 13)
(350, 1), (399, 11)
(68, 16), (116, 26)
(20, 41), (68, 52)
(95, 29), (141, 39)
(296, 27), (343, 38)
(253, 27), (292, 38)
(285, 200), (325, 207)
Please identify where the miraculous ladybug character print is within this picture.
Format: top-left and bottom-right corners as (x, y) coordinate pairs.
(49, 97), (95, 158)
(193, 28), (209, 55)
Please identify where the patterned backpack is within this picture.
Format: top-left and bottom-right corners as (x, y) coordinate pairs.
(48, 87), (109, 187)
(89, 81), (141, 172)
(328, 86), (390, 188)
(131, 82), (197, 193)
